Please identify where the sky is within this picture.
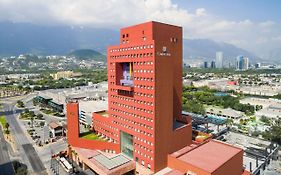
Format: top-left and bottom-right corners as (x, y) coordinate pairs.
(0, 0), (280, 59)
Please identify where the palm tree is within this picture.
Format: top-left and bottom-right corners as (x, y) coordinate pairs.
(5, 122), (10, 133)
(30, 114), (35, 128)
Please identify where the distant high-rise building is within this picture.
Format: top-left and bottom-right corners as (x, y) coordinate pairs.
(211, 61), (216, 68)
(216, 51), (223, 68)
(244, 57), (249, 70)
(203, 61), (208, 68)
(236, 56), (243, 70)
(255, 63), (261, 69)
(236, 55), (249, 70)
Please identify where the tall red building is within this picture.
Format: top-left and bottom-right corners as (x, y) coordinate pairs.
(103, 21), (192, 172)
(67, 21), (250, 175)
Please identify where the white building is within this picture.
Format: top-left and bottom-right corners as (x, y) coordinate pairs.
(216, 51), (223, 68)
(79, 99), (108, 126)
(49, 121), (64, 137)
(206, 107), (243, 120)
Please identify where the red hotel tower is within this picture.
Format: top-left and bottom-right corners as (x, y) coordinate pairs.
(99, 21), (192, 172)
(67, 21), (249, 175)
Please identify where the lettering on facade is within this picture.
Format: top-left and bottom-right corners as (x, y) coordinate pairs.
(157, 46), (171, 56)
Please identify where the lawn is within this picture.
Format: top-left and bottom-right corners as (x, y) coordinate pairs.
(0, 115), (6, 127)
(40, 109), (57, 115)
(80, 131), (104, 141)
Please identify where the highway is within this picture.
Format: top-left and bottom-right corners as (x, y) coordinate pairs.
(1, 95), (47, 175)
(0, 126), (15, 175)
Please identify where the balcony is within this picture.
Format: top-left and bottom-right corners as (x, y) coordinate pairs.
(117, 76), (134, 91)
(120, 78), (133, 87)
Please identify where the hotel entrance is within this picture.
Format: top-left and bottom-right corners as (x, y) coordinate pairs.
(120, 131), (134, 159)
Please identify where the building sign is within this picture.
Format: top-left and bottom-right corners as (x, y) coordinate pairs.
(157, 46), (171, 56)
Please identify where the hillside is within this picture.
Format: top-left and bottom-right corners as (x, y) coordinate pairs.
(0, 22), (270, 63)
(68, 49), (106, 61)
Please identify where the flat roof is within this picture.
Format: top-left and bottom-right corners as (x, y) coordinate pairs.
(93, 153), (130, 170)
(177, 140), (242, 173)
(72, 147), (135, 174)
(79, 100), (108, 114)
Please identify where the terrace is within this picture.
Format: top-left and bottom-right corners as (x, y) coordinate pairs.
(80, 131), (105, 141)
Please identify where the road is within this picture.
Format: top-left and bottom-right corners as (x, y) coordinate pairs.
(0, 126), (15, 175)
(1, 94), (47, 174)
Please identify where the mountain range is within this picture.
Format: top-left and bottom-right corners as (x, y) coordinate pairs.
(0, 22), (266, 63)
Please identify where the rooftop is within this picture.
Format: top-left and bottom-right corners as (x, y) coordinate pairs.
(49, 121), (61, 129)
(177, 140), (242, 173)
(72, 147), (135, 174)
(79, 100), (108, 114)
(206, 107), (243, 119)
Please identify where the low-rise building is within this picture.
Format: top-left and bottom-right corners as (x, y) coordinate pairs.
(206, 107), (243, 120)
(50, 71), (82, 80)
(49, 121), (64, 137)
(36, 82), (108, 114)
(256, 105), (281, 119)
(79, 100), (108, 126)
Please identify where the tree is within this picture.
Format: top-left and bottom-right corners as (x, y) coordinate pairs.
(17, 100), (25, 108)
(32, 98), (38, 106)
(29, 112), (35, 128)
(273, 93), (281, 100)
(4, 122), (10, 134)
(262, 117), (281, 144)
(30, 115), (34, 128)
(255, 105), (263, 111)
(36, 114), (44, 120)
(260, 115), (270, 125)
(226, 119), (233, 127)
(39, 121), (45, 127)
(5, 122), (9, 132)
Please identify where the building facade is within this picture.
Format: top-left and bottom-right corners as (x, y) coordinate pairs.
(203, 61), (208, 68)
(215, 51), (223, 68)
(211, 61), (216, 68)
(103, 21), (192, 172)
(236, 55), (249, 70)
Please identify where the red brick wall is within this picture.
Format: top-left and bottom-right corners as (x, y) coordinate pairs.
(212, 150), (244, 175)
(66, 103), (120, 153)
(167, 155), (210, 175)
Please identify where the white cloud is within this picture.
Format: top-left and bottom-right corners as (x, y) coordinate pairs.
(0, 0), (280, 58)
(196, 8), (206, 17)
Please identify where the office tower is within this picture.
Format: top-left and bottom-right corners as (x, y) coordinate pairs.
(236, 56), (249, 70)
(216, 51), (223, 68)
(236, 56), (243, 70)
(243, 57), (249, 70)
(211, 61), (216, 68)
(203, 61), (208, 68)
(255, 63), (261, 69)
